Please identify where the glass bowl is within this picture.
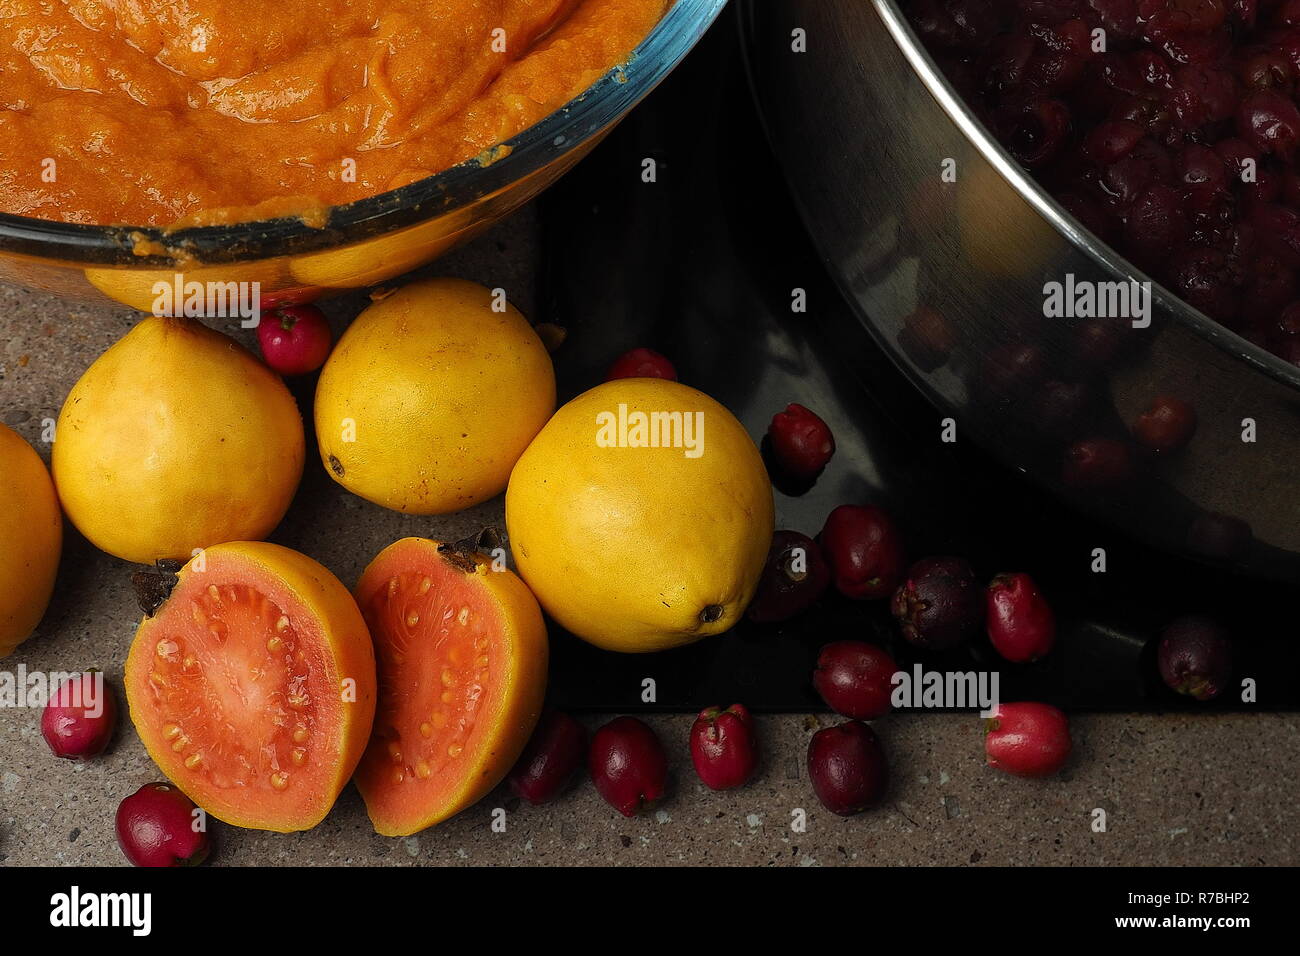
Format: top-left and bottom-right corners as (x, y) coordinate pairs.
(0, 0), (727, 309)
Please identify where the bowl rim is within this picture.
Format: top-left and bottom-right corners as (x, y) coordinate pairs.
(0, 0), (727, 269)
(872, 0), (1300, 391)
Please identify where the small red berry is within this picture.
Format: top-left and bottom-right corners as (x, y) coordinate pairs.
(984, 702), (1072, 778)
(807, 721), (889, 815)
(747, 530), (830, 623)
(985, 573), (1056, 663)
(508, 710), (587, 805)
(115, 783), (211, 867)
(765, 404), (836, 483)
(690, 704), (758, 790)
(605, 347), (676, 381)
(1062, 437), (1133, 489)
(898, 306), (954, 371)
(812, 641), (897, 720)
(589, 717), (667, 817)
(1133, 395), (1197, 453)
(1157, 616), (1232, 701)
(41, 672), (116, 760)
(818, 504), (905, 600)
(256, 304), (332, 376)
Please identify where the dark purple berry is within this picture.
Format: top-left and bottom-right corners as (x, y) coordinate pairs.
(1157, 615), (1232, 701)
(890, 556), (983, 650)
(747, 531), (830, 623)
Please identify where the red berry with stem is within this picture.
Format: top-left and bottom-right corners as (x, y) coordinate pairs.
(807, 721), (889, 815)
(984, 702), (1072, 778)
(115, 783), (211, 867)
(986, 573), (1056, 662)
(589, 716), (667, 817)
(605, 347), (676, 381)
(41, 671), (117, 760)
(690, 704), (758, 790)
(812, 641), (897, 720)
(256, 304), (332, 376)
(818, 504), (905, 600)
(508, 710), (587, 805)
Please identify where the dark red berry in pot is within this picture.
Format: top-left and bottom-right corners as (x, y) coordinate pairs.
(589, 716), (667, 817)
(1073, 320), (1128, 365)
(984, 703), (1072, 778)
(256, 304), (332, 376)
(1237, 89), (1300, 159)
(976, 343), (1047, 400)
(41, 671), (116, 760)
(1185, 511), (1253, 559)
(812, 641), (897, 720)
(807, 721), (888, 815)
(1157, 615), (1232, 701)
(1132, 394), (1197, 452)
(747, 530), (830, 623)
(508, 710), (587, 805)
(765, 404), (835, 482)
(986, 573), (1056, 663)
(1062, 437), (1133, 489)
(1084, 119), (1145, 164)
(818, 504), (905, 600)
(605, 347), (676, 381)
(890, 556), (983, 651)
(898, 306), (953, 372)
(690, 704), (757, 791)
(115, 783), (210, 867)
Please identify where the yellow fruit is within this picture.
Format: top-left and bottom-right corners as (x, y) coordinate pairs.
(314, 278), (555, 514)
(53, 316), (305, 564)
(0, 425), (62, 657)
(505, 378), (774, 653)
(84, 262), (288, 313)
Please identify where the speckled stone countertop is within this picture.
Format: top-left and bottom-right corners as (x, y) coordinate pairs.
(1, 216), (1296, 867)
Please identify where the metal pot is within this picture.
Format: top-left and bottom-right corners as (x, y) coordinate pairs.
(740, 0), (1300, 579)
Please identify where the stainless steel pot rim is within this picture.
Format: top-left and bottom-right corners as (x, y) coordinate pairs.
(873, 0), (1300, 391)
(0, 0), (727, 269)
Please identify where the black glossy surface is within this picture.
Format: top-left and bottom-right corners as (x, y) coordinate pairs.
(538, 9), (1297, 712)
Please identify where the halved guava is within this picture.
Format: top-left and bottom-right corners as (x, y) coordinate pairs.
(353, 536), (548, 837)
(125, 542), (376, 833)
